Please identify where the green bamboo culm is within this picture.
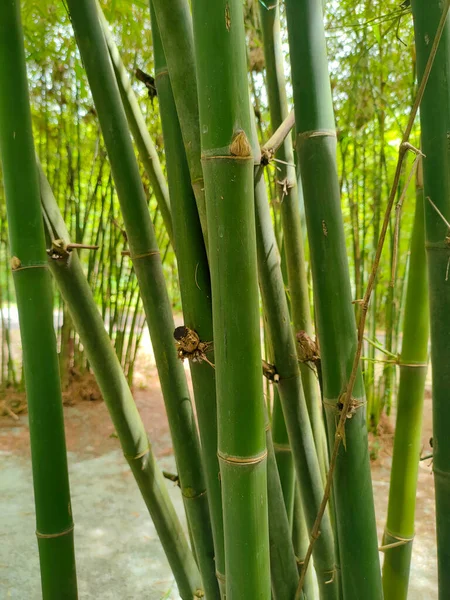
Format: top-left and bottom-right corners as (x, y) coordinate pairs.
(64, 1), (216, 596)
(0, 2), (77, 598)
(411, 2), (450, 597)
(382, 160), (429, 599)
(254, 167), (338, 600)
(259, 0), (327, 477)
(38, 164), (202, 599)
(191, 0), (271, 597)
(150, 0), (208, 247)
(265, 409), (301, 600)
(149, 6), (224, 596)
(96, 4), (173, 246)
(292, 487), (316, 600)
(271, 387), (295, 522)
(284, 0), (383, 597)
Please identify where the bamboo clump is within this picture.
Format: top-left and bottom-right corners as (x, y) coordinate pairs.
(1, 1), (449, 599)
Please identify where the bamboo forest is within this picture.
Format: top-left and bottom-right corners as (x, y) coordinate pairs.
(0, 0), (449, 598)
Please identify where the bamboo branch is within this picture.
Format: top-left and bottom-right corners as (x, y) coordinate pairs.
(295, 2), (450, 595)
(390, 153), (422, 286)
(260, 110), (295, 165)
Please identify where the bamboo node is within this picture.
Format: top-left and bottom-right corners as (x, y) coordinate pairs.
(323, 395), (366, 420)
(379, 529), (414, 552)
(272, 442), (291, 453)
(260, 148), (272, 165)
(163, 471), (180, 486)
(296, 331), (320, 363)
(11, 260), (48, 272)
(173, 326), (214, 367)
(432, 466), (450, 480)
(47, 238), (99, 260)
(262, 359), (279, 382)
(297, 129), (336, 141)
(323, 568), (336, 584)
(215, 570), (226, 583)
(182, 487), (207, 500)
(276, 177), (294, 199)
(36, 523), (74, 539)
(336, 394), (366, 420)
(10, 256), (21, 270)
(217, 449), (267, 465)
(124, 446), (150, 461)
(129, 250), (160, 260)
(230, 130), (252, 157)
(194, 589), (205, 598)
(135, 68), (157, 103)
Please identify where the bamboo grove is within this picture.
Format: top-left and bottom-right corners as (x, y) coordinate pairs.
(0, 0), (448, 599)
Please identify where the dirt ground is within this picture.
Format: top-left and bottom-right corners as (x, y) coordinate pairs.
(0, 332), (437, 599)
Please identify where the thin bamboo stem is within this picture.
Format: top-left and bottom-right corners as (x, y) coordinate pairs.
(65, 1), (216, 595)
(191, 0), (271, 596)
(0, 2), (77, 596)
(150, 0), (208, 247)
(254, 166), (338, 600)
(259, 0), (328, 478)
(382, 159), (429, 599)
(285, 0), (381, 596)
(96, 4), (173, 246)
(38, 163), (202, 599)
(410, 2), (450, 597)
(150, 8), (223, 596)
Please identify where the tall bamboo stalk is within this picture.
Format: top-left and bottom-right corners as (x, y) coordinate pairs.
(65, 1), (216, 595)
(38, 163), (202, 599)
(259, 0), (327, 476)
(382, 160), (429, 599)
(0, 2), (77, 597)
(96, 4), (173, 246)
(150, 0), (208, 247)
(284, 0), (382, 597)
(411, 2), (450, 597)
(265, 410), (302, 600)
(254, 168), (338, 599)
(271, 387), (295, 522)
(292, 486), (316, 600)
(149, 7), (224, 596)
(191, 1), (271, 597)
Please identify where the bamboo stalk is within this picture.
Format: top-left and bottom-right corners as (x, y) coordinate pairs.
(292, 486), (317, 600)
(271, 387), (295, 522)
(254, 167), (338, 599)
(382, 159), (429, 599)
(410, 2), (450, 597)
(96, 4), (173, 246)
(38, 163), (202, 599)
(64, 1), (216, 595)
(0, 2), (77, 597)
(191, 0), (271, 596)
(265, 410), (302, 600)
(150, 0), (208, 247)
(149, 7), (223, 596)
(284, 0), (382, 597)
(259, 0), (328, 477)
